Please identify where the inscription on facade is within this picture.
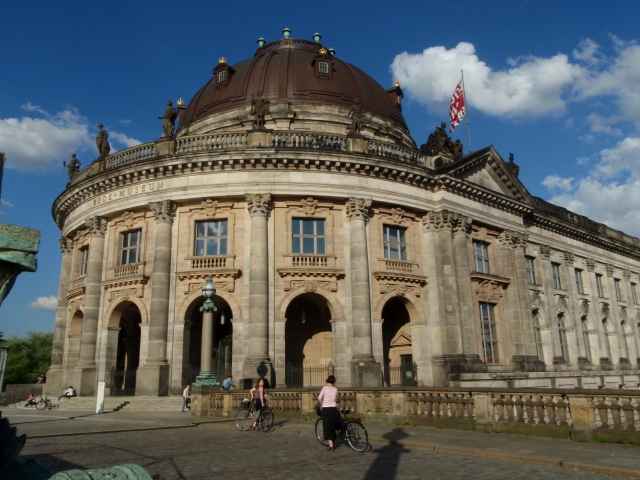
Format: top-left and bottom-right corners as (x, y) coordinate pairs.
(92, 181), (166, 206)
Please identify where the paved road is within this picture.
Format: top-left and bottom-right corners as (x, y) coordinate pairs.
(8, 409), (630, 480)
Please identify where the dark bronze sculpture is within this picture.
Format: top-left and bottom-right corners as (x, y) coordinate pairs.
(63, 154), (81, 181)
(250, 91), (270, 129)
(159, 100), (177, 137)
(420, 122), (463, 160)
(348, 98), (364, 134)
(96, 124), (111, 158)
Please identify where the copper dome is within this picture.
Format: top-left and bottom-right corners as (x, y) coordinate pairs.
(177, 38), (408, 132)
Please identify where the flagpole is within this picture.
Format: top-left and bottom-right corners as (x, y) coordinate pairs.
(461, 69), (472, 153)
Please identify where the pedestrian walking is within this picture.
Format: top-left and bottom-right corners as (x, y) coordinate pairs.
(249, 378), (267, 430)
(182, 384), (190, 412)
(318, 375), (343, 451)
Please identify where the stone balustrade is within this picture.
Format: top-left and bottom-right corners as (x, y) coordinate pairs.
(113, 263), (143, 278)
(192, 386), (640, 444)
(291, 254), (329, 268)
(176, 133), (248, 153)
(69, 276), (86, 290)
(271, 132), (346, 151)
(382, 259), (414, 272)
(105, 143), (156, 170)
(188, 255), (232, 269)
(368, 139), (426, 166)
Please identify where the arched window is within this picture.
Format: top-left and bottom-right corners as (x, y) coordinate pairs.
(620, 321), (630, 359)
(533, 313), (544, 362)
(558, 314), (569, 362)
(581, 316), (592, 363)
(602, 319), (612, 359)
(318, 62), (328, 74)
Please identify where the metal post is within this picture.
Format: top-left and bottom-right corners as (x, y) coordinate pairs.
(461, 70), (472, 153)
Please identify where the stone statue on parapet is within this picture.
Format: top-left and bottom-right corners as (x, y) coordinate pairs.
(63, 154), (81, 181)
(250, 91), (270, 129)
(96, 123), (111, 158)
(159, 100), (177, 137)
(348, 98), (364, 134)
(420, 121), (463, 160)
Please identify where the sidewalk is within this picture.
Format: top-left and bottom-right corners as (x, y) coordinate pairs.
(204, 417), (640, 478)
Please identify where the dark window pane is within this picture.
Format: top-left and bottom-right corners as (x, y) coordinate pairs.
(400, 245), (407, 260)
(206, 239), (218, 255)
(292, 237), (300, 253)
(121, 249), (127, 265)
(317, 238), (325, 254)
(128, 248), (137, 264)
(220, 238), (227, 255)
(292, 220), (300, 235)
(220, 220), (228, 235)
(196, 239), (204, 256)
(398, 228), (405, 243)
(302, 220), (314, 235)
(302, 237), (314, 253)
(316, 220), (324, 235)
(389, 243), (399, 259)
(197, 222), (205, 237)
(207, 222), (217, 236)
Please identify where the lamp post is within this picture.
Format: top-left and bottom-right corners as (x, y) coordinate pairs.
(193, 277), (221, 387)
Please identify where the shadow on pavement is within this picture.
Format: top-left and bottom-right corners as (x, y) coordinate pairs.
(9, 410), (120, 426)
(18, 453), (85, 476)
(363, 428), (410, 479)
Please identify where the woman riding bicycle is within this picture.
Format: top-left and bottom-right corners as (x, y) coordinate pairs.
(318, 375), (343, 451)
(249, 378), (267, 430)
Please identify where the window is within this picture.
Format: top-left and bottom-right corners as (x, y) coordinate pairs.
(632, 283), (638, 304)
(473, 241), (490, 274)
(552, 263), (562, 289)
(79, 247), (89, 276)
(292, 219), (325, 254)
(533, 314), (544, 362)
(575, 269), (585, 294)
(120, 230), (141, 265)
(558, 315), (569, 362)
(602, 319), (612, 359)
(596, 274), (605, 297)
(525, 257), (536, 285)
(383, 226), (407, 260)
(581, 317), (592, 363)
(318, 61), (328, 74)
(620, 321), (630, 359)
(218, 70), (226, 83)
(479, 302), (499, 364)
(614, 279), (622, 301)
(195, 220), (228, 256)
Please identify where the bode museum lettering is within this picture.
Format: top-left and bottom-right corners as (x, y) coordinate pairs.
(47, 31), (640, 399)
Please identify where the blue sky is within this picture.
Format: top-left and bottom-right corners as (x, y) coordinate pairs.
(1, 1), (639, 336)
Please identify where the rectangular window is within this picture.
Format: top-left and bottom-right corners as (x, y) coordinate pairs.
(195, 220), (228, 256)
(575, 269), (585, 294)
(79, 247), (89, 276)
(632, 283), (638, 304)
(292, 219), (326, 254)
(383, 225), (407, 260)
(473, 241), (490, 274)
(479, 302), (499, 364)
(552, 262), (562, 289)
(596, 274), (605, 297)
(319, 61), (329, 74)
(120, 230), (142, 265)
(525, 257), (536, 285)
(614, 279), (622, 301)
(218, 70), (226, 83)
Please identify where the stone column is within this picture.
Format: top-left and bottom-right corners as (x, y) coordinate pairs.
(170, 320), (191, 395)
(242, 194), (273, 385)
(330, 318), (348, 387)
(345, 198), (381, 387)
(274, 318), (286, 387)
(193, 284), (220, 387)
(45, 237), (74, 395)
(75, 216), (107, 396)
(98, 327), (120, 396)
(137, 200), (176, 396)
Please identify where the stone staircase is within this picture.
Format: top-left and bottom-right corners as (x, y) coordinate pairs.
(50, 396), (184, 412)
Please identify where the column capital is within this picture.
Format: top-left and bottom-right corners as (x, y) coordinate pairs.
(539, 244), (552, 259)
(59, 236), (74, 254)
(422, 209), (470, 234)
(605, 263), (615, 277)
(496, 229), (528, 250)
(585, 257), (596, 271)
(564, 251), (575, 266)
(345, 197), (371, 222)
(246, 193), (272, 217)
(85, 216), (107, 237)
(149, 200), (177, 224)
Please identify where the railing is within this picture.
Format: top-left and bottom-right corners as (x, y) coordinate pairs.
(404, 392), (474, 420)
(286, 362), (332, 388)
(490, 393), (572, 426)
(113, 263), (143, 278)
(384, 259), (414, 272)
(291, 255), (328, 268)
(368, 139), (425, 165)
(109, 368), (136, 396)
(69, 276), (86, 290)
(384, 362), (418, 387)
(70, 164), (93, 184)
(176, 133), (248, 153)
(272, 133), (346, 151)
(593, 394), (640, 430)
(105, 143), (156, 170)
(189, 256), (231, 269)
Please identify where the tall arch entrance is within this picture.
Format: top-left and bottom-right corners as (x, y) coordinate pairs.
(188, 296), (233, 383)
(382, 298), (415, 386)
(284, 293), (332, 387)
(110, 302), (141, 395)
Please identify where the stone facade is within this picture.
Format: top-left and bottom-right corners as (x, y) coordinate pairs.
(47, 38), (640, 396)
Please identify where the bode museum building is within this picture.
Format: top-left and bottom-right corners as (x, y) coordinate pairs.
(48, 32), (640, 397)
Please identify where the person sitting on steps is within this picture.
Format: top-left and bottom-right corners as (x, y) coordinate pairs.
(58, 386), (76, 401)
(24, 393), (37, 407)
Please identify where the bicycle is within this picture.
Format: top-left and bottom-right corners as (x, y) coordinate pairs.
(235, 399), (274, 432)
(35, 396), (53, 411)
(315, 408), (369, 452)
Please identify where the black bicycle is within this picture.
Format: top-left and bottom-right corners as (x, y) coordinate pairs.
(35, 396), (53, 411)
(235, 399), (274, 432)
(315, 408), (369, 452)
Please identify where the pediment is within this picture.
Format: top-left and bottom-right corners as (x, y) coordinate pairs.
(390, 330), (412, 348)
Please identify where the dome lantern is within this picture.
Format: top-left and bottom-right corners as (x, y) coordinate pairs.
(282, 27), (292, 38)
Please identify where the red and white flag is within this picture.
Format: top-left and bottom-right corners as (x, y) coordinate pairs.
(449, 79), (466, 133)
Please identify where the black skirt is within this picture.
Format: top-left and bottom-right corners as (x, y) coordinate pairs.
(321, 407), (343, 442)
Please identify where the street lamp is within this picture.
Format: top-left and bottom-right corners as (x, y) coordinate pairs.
(194, 277), (221, 388)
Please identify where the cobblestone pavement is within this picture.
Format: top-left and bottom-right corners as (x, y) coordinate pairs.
(18, 422), (628, 479)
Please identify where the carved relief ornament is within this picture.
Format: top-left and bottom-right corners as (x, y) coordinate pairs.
(602, 303), (610, 319)
(121, 211), (138, 228)
(108, 288), (138, 303)
(605, 264), (615, 277)
(557, 295), (568, 314)
(531, 290), (541, 311)
(149, 200), (177, 224)
(580, 299), (589, 317)
(564, 252), (575, 266)
(538, 245), (551, 259)
(246, 193), (272, 217)
(496, 229), (528, 250)
(201, 198), (219, 218)
(290, 280), (331, 293)
(68, 299), (83, 312)
(422, 209), (471, 235)
(585, 258), (596, 272)
(622, 268), (631, 280)
(345, 197), (371, 221)
(85, 216), (108, 237)
(59, 237), (74, 254)
(300, 197), (318, 216)
(473, 280), (504, 303)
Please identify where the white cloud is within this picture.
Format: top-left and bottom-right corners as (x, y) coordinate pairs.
(110, 131), (141, 150)
(1, 199), (14, 208)
(542, 175), (575, 192)
(391, 42), (584, 117)
(586, 113), (622, 136)
(573, 39), (604, 65)
(28, 295), (58, 311)
(596, 136), (640, 178)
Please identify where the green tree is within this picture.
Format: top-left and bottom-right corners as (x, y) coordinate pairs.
(4, 332), (53, 384)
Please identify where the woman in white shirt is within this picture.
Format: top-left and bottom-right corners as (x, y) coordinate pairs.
(317, 375), (343, 451)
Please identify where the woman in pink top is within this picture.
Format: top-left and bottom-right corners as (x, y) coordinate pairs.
(317, 375), (343, 451)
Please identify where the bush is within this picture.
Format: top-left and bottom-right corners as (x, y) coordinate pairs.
(4, 332), (53, 385)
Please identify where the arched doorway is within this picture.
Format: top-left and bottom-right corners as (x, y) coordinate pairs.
(188, 296), (233, 383)
(285, 294), (332, 387)
(111, 303), (141, 395)
(382, 298), (415, 386)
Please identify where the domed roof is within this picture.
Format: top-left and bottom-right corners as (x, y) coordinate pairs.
(177, 38), (408, 132)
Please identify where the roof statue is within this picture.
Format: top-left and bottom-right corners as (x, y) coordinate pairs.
(96, 124), (111, 158)
(507, 153), (520, 178)
(63, 154), (81, 181)
(159, 100), (177, 137)
(250, 91), (270, 129)
(348, 98), (364, 135)
(420, 122), (463, 160)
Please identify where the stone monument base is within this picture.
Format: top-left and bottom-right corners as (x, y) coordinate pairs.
(350, 360), (382, 387)
(136, 362), (170, 396)
(242, 358), (274, 389)
(74, 365), (97, 396)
